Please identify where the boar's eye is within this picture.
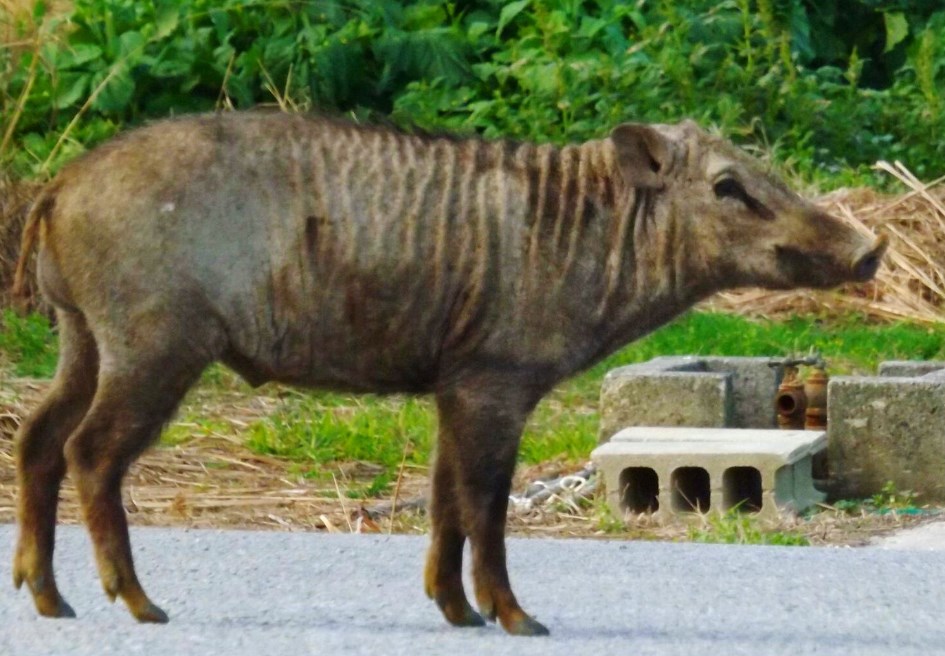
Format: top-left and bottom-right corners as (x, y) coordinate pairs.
(713, 177), (774, 220)
(714, 177), (748, 202)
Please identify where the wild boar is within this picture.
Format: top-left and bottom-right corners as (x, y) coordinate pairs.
(10, 111), (886, 636)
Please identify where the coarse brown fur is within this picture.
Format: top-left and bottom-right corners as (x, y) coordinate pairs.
(11, 111), (886, 635)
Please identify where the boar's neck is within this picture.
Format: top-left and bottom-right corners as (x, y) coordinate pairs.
(506, 139), (716, 380)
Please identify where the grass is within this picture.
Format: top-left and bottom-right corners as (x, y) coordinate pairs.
(688, 509), (811, 546)
(245, 392), (434, 487)
(0, 308), (57, 377)
(3, 309), (945, 487)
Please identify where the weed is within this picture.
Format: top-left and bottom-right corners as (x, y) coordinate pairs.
(689, 509), (810, 546)
(828, 481), (923, 517)
(160, 416), (236, 447)
(344, 472), (394, 500)
(871, 481), (920, 511)
(1, 1), (942, 185)
(591, 495), (627, 534)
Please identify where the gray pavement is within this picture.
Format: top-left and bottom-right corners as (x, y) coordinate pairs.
(3, 523), (945, 656)
(874, 519), (945, 550)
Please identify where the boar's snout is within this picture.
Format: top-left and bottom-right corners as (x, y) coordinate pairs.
(851, 234), (888, 282)
(773, 228), (887, 289)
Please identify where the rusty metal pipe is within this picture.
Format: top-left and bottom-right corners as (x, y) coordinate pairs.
(804, 365), (829, 429)
(775, 365), (807, 430)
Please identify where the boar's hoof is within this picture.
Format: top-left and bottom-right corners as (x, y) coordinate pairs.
(15, 570), (76, 619)
(131, 600), (170, 624)
(436, 594), (486, 628)
(36, 592), (77, 619)
(503, 613), (550, 637)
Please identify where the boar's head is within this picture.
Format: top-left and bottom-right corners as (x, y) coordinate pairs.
(611, 120), (887, 291)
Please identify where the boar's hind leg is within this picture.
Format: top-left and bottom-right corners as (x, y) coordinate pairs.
(63, 330), (213, 623)
(13, 310), (98, 618)
(433, 383), (549, 637)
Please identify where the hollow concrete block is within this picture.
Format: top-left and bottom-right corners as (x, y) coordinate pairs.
(591, 427), (826, 521)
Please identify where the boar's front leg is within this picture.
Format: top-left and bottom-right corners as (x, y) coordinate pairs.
(428, 378), (549, 636)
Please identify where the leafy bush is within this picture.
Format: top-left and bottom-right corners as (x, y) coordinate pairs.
(396, 0), (945, 182)
(1, 0), (473, 174)
(0, 0), (943, 185)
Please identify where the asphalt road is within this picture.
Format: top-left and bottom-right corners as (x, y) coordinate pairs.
(3, 524), (945, 656)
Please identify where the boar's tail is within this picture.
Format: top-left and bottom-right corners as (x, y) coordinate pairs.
(11, 186), (55, 300)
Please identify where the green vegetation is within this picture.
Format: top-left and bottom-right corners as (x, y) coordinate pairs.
(831, 480), (924, 516)
(0, 308), (57, 377)
(688, 508), (811, 546)
(1, 1), (942, 186)
(246, 393), (434, 496)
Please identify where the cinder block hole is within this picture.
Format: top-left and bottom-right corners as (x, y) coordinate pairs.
(619, 467), (659, 514)
(671, 467), (710, 512)
(722, 466), (762, 513)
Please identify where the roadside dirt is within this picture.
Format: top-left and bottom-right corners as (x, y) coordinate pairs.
(0, 376), (930, 546)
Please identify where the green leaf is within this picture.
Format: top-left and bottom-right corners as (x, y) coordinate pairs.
(93, 67), (135, 112)
(577, 16), (607, 40)
(789, 3), (813, 61)
(118, 31), (145, 58)
(468, 21), (490, 40)
(53, 72), (89, 109)
(497, 0), (530, 38)
(154, 4), (180, 40)
(883, 12), (908, 53)
(57, 43), (103, 69)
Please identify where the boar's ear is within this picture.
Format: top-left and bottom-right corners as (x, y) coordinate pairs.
(611, 123), (675, 190)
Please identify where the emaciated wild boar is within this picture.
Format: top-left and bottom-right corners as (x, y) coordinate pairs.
(11, 112), (885, 636)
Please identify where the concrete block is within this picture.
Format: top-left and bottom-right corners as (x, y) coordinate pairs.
(828, 375), (945, 500)
(592, 427), (826, 520)
(879, 360), (945, 377)
(598, 369), (731, 443)
(702, 357), (782, 429)
(598, 356), (780, 442)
